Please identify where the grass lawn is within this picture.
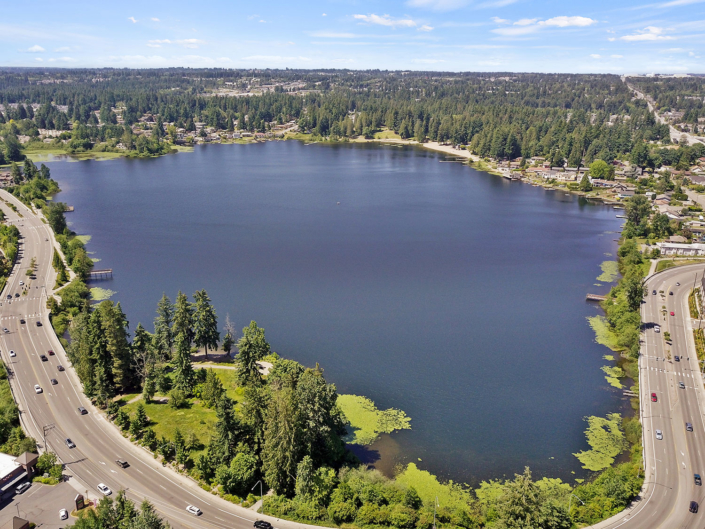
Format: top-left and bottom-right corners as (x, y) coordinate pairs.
(373, 130), (401, 140)
(656, 258), (705, 273)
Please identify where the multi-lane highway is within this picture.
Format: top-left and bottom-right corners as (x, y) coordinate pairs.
(0, 190), (316, 529)
(592, 263), (705, 528)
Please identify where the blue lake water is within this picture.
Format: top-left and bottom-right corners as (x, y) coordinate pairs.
(47, 141), (624, 485)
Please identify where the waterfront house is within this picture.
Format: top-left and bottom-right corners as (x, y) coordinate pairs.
(657, 242), (705, 256)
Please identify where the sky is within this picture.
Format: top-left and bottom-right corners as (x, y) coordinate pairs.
(1, 0), (704, 73)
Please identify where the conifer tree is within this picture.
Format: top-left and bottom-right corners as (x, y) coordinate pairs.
(172, 332), (195, 394)
(193, 289), (219, 359)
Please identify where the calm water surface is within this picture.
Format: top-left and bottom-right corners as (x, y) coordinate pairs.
(47, 142), (624, 485)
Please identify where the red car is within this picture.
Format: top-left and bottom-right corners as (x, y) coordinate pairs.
(670, 311), (675, 316)
(651, 393), (657, 402)
(48, 350), (55, 356)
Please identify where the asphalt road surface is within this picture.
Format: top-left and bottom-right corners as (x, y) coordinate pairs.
(0, 191), (315, 529)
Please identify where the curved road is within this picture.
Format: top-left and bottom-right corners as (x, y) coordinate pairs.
(0, 191), (316, 529)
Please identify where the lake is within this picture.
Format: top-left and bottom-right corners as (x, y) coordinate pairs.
(47, 141), (624, 485)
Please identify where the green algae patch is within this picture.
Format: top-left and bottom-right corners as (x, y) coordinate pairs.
(601, 366), (625, 388)
(396, 463), (471, 509)
(588, 315), (621, 351)
(90, 287), (117, 301)
(337, 394), (410, 446)
(603, 355), (615, 361)
(75, 235), (92, 244)
(597, 260), (619, 283)
(573, 413), (627, 471)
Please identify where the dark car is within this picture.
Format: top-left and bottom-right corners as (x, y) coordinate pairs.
(690, 501), (699, 513)
(78, 407), (87, 415)
(670, 291), (674, 295)
(254, 522), (273, 529)
(696, 474), (702, 486)
(651, 393), (657, 402)
(652, 290), (657, 295)
(115, 459), (129, 468)
(57, 365), (64, 372)
(19, 319), (25, 324)
(676, 356), (680, 362)
(5, 295), (10, 300)
(687, 422), (694, 432)
(35, 321), (42, 327)
(48, 350), (54, 356)
(50, 379), (58, 385)
(40, 355), (48, 362)
(14, 293), (19, 298)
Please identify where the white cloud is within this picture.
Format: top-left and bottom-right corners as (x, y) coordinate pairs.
(418, 24), (434, 31)
(35, 57), (43, 62)
(176, 38), (205, 48)
(54, 46), (71, 52)
(309, 31), (358, 38)
(540, 16), (596, 27)
(406, 0), (470, 10)
(660, 0), (705, 6)
(322, 13), (327, 16)
(412, 58), (446, 63)
(259, 20), (266, 23)
(241, 55), (313, 62)
(247, 14), (260, 20)
(492, 25), (541, 36)
(26, 45), (45, 52)
(514, 18), (538, 26)
(611, 54), (624, 58)
(590, 54), (601, 58)
(353, 14), (418, 28)
(151, 17), (160, 21)
(48, 57), (76, 62)
(128, 16), (137, 23)
(491, 16), (510, 24)
(476, 0), (518, 8)
(620, 26), (674, 41)
(147, 39), (172, 48)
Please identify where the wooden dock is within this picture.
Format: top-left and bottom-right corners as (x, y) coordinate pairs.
(586, 294), (607, 302)
(88, 269), (113, 280)
(64, 205), (74, 212)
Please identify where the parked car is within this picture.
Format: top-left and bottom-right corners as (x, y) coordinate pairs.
(115, 459), (128, 468)
(78, 407), (87, 415)
(651, 393), (657, 402)
(15, 482), (30, 495)
(687, 422), (694, 432)
(59, 509), (68, 520)
(65, 438), (75, 449)
(186, 505), (202, 516)
(34, 384), (42, 394)
(656, 429), (663, 440)
(695, 474), (702, 486)
(9, 350), (15, 357)
(690, 501), (699, 513)
(97, 483), (112, 496)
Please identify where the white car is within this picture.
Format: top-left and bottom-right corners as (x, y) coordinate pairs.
(654, 325), (660, 333)
(9, 350), (15, 357)
(97, 483), (112, 496)
(34, 384), (42, 394)
(186, 505), (202, 516)
(59, 509), (68, 520)
(18, 281), (23, 286)
(656, 429), (663, 440)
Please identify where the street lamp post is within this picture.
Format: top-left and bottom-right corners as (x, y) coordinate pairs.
(252, 480), (264, 515)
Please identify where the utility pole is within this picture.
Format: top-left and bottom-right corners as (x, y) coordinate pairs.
(252, 480), (264, 515)
(42, 423), (54, 452)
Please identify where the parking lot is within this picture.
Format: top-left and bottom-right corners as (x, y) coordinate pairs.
(0, 481), (76, 528)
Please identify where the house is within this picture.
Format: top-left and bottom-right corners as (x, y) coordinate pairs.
(0, 452), (38, 499)
(618, 190), (635, 198)
(668, 235), (688, 243)
(657, 242), (705, 256)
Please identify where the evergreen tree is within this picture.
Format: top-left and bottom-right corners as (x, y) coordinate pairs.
(261, 386), (302, 496)
(235, 321), (270, 386)
(99, 301), (133, 391)
(132, 322), (155, 386)
(201, 369), (224, 408)
(212, 395), (241, 465)
(173, 291), (194, 346)
(172, 332), (195, 394)
(153, 294), (174, 360)
(193, 289), (219, 359)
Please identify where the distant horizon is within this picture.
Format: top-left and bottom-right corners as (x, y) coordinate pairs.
(2, 0), (703, 73)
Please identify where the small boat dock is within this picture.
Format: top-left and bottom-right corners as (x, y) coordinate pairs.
(88, 269), (113, 280)
(586, 294), (607, 302)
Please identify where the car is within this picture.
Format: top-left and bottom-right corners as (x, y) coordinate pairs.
(48, 350), (54, 356)
(59, 509), (68, 520)
(677, 282), (681, 286)
(655, 325), (661, 333)
(40, 355), (47, 362)
(687, 422), (694, 432)
(97, 483), (112, 496)
(680, 382), (686, 389)
(19, 319), (25, 324)
(676, 355), (680, 362)
(14, 293), (19, 298)
(696, 474), (702, 486)
(18, 281), (23, 286)
(690, 501), (699, 513)
(2, 328), (8, 333)
(656, 429), (663, 440)
(186, 505), (202, 516)
(78, 407), (87, 415)
(653, 290), (657, 295)
(670, 291), (673, 295)
(57, 365), (64, 372)
(50, 379), (58, 385)
(5, 295), (10, 300)
(651, 393), (657, 402)
(9, 350), (15, 357)
(254, 521), (272, 529)
(15, 482), (31, 495)
(65, 438), (75, 449)
(34, 384), (42, 394)
(115, 459), (128, 468)
(671, 311), (675, 316)
(35, 321), (42, 327)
